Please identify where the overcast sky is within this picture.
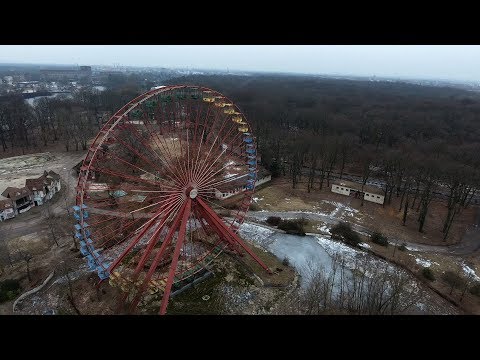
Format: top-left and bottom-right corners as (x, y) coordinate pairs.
(1, 45), (480, 82)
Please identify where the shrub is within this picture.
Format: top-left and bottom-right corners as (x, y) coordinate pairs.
(278, 219), (306, 236)
(441, 271), (466, 290)
(330, 222), (361, 247)
(371, 232), (388, 247)
(282, 257), (290, 266)
(422, 267), (435, 281)
(398, 243), (407, 252)
(469, 283), (480, 297)
(0, 279), (22, 303)
(249, 203), (260, 211)
(266, 216), (282, 226)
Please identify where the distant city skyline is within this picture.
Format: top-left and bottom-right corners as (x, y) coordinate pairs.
(1, 45), (480, 82)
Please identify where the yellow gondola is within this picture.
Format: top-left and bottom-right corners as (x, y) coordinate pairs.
(214, 101), (226, 107)
(202, 90), (215, 102)
(238, 126), (249, 132)
(224, 107), (235, 114)
(232, 115), (243, 123)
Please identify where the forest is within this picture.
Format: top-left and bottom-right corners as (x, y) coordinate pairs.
(1, 73), (479, 240)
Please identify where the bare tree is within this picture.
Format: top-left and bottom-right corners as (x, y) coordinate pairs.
(44, 202), (60, 247)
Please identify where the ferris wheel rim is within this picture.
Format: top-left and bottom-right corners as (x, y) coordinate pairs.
(73, 85), (265, 313)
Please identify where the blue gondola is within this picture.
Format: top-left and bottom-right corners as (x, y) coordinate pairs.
(246, 148), (256, 155)
(247, 160), (256, 166)
(75, 232), (83, 240)
(86, 255), (97, 270)
(96, 265), (109, 280)
(80, 246), (89, 256)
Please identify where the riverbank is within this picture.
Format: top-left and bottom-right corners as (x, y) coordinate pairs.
(243, 214), (479, 314)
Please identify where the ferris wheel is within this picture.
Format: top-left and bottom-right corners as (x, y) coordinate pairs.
(73, 85), (271, 314)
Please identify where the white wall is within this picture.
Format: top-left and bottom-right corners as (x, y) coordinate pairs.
(364, 192), (384, 205)
(331, 184), (351, 196)
(215, 175), (272, 200)
(255, 175), (271, 187)
(0, 208), (15, 221)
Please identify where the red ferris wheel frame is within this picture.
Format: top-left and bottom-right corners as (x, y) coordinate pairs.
(74, 85), (272, 314)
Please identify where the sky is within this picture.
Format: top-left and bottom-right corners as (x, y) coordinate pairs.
(1, 45), (480, 82)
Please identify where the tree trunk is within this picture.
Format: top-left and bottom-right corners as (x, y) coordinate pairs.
(402, 196), (409, 226)
(26, 259), (31, 282)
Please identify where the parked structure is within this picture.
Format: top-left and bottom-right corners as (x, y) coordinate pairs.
(0, 198), (15, 221)
(1, 186), (33, 214)
(215, 169), (271, 200)
(331, 180), (385, 205)
(25, 170), (61, 206)
(0, 169), (61, 219)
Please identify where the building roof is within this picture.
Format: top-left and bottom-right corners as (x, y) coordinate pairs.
(0, 197), (13, 209)
(332, 179), (384, 196)
(47, 170), (61, 180)
(25, 177), (47, 191)
(1, 186), (31, 200)
(25, 171), (59, 191)
(216, 167), (271, 192)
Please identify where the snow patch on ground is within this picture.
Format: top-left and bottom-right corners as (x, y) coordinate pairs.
(315, 236), (359, 259)
(316, 224), (331, 234)
(359, 243), (371, 249)
(238, 223), (275, 248)
(404, 245), (421, 252)
(415, 258), (433, 267)
(322, 200), (360, 220)
(223, 172), (238, 179)
(461, 262), (480, 282)
(252, 197), (264, 203)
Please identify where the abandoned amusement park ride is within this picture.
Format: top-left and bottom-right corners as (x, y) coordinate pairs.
(73, 85), (272, 314)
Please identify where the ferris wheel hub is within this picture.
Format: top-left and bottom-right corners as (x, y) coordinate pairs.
(186, 186), (198, 199)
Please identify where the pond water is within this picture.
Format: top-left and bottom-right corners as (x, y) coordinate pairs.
(238, 222), (458, 314)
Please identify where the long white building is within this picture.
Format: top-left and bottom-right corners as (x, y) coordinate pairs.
(331, 180), (385, 205)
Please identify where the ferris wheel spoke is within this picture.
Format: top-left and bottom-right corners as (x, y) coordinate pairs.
(191, 131), (225, 186)
(97, 217), (147, 249)
(159, 198), (191, 315)
(198, 174), (248, 191)
(104, 151), (161, 180)
(154, 100), (192, 184)
(121, 122), (184, 186)
(190, 126), (206, 186)
(189, 104), (224, 183)
(142, 111), (189, 186)
(129, 194), (183, 214)
(108, 193), (183, 273)
(127, 199), (185, 299)
(194, 148), (228, 186)
(128, 199), (189, 312)
(111, 133), (164, 175)
(91, 166), (162, 188)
